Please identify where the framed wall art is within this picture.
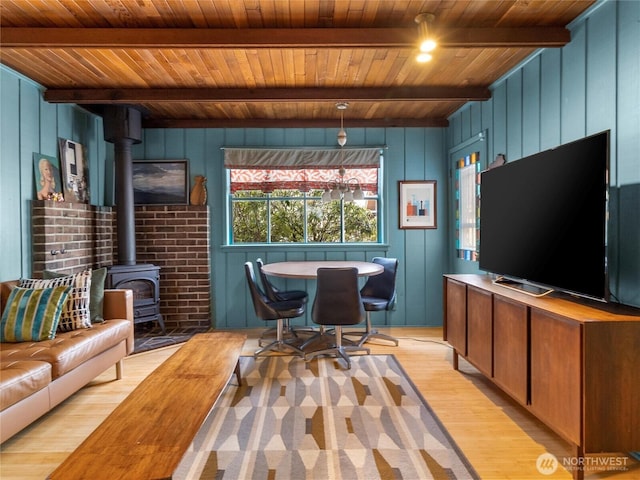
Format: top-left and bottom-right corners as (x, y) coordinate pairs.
(132, 159), (189, 205)
(33, 152), (64, 201)
(58, 138), (89, 203)
(399, 180), (437, 229)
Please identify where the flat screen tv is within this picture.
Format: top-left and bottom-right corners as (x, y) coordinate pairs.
(479, 130), (610, 301)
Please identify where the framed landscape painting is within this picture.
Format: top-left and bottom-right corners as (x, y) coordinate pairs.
(399, 180), (437, 229)
(132, 160), (189, 205)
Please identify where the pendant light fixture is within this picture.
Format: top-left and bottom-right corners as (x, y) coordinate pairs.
(336, 102), (348, 146)
(321, 167), (365, 203)
(415, 13), (437, 63)
(321, 102), (364, 203)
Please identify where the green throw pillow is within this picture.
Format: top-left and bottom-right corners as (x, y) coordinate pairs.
(44, 267), (107, 323)
(0, 286), (71, 342)
(88, 267), (107, 323)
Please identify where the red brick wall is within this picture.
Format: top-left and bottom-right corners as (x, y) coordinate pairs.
(31, 201), (113, 273)
(128, 205), (211, 330)
(31, 201), (211, 330)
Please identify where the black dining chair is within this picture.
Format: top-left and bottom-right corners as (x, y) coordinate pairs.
(255, 258), (313, 344)
(349, 257), (399, 346)
(304, 267), (369, 369)
(256, 258), (309, 304)
(244, 261), (306, 358)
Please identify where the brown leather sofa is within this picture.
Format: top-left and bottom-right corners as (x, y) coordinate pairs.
(0, 280), (134, 443)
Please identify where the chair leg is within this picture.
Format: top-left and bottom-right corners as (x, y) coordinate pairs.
(259, 319), (315, 346)
(234, 360), (243, 386)
(355, 312), (399, 347)
(258, 326), (278, 346)
(305, 325), (370, 369)
(254, 318), (305, 358)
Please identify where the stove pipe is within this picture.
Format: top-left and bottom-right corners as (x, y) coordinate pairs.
(103, 106), (142, 266)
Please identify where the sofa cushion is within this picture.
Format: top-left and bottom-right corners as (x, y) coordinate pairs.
(21, 270), (92, 331)
(0, 360), (52, 411)
(0, 286), (71, 342)
(44, 267), (107, 324)
(0, 319), (131, 379)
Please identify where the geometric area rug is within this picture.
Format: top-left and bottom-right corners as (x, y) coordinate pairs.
(174, 354), (479, 479)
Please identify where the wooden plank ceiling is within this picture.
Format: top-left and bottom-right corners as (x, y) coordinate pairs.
(0, 0), (596, 128)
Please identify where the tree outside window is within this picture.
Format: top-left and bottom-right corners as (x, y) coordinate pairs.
(230, 188), (379, 244)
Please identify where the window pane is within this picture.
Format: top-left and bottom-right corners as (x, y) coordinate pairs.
(460, 164), (477, 251)
(233, 190), (263, 198)
(306, 199), (341, 243)
(344, 201), (378, 242)
(272, 188), (303, 198)
(270, 199), (304, 242)
(232, 200), (267, 243)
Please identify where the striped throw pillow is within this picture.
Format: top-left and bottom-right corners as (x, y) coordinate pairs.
(44, 267), (107, 323)
(20, 270), (92, 331)
(0, 286), (71, 342)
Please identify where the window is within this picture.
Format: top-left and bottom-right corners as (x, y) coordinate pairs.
(225, 148), (382, 244)
(455, 152), (480, 260)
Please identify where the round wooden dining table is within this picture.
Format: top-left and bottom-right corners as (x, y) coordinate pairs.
(261, 261), (383, 279)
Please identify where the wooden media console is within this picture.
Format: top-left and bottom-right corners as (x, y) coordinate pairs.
(443, 274), (640, 480)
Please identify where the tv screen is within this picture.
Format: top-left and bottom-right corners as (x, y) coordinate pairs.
(479, 131), (610, 301)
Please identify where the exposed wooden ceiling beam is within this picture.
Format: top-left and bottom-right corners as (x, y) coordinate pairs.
(141, 117), (449, 129)
(44, 86), (491, 104)
(1, 27), (570, 48)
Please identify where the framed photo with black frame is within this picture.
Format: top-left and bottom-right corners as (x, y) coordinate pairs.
(399, 180), (437, 229)
(132, 159), (189, 205)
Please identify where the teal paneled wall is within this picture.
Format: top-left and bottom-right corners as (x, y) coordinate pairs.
(2, 0), (636, 322)
(446, 0), (640, 308)
(0, 67), (107, 280)
(128, 126), (448, 328)
(1, 68), (23, 278)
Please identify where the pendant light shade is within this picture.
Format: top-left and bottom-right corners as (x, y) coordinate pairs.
(415, 13), (437, 63)
(336, 102), (348, 146)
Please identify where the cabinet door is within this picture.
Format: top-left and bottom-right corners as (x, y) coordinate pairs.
(445, 279), (467, 355)
(583, 322), (640, 452)
(467, 286), (493, 376)
(493, 295), (528, 404)
(530, 309), (581, 445)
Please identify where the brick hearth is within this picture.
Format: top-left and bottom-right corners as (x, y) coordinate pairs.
(31, 201), (211, 330)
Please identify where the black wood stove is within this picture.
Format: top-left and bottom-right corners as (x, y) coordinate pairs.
(106, 264), (165, 333)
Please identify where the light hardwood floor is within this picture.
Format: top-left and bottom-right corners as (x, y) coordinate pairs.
(1, 327), (637, 479)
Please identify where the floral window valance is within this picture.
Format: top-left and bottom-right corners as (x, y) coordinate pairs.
(224, 148), (381, 194)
